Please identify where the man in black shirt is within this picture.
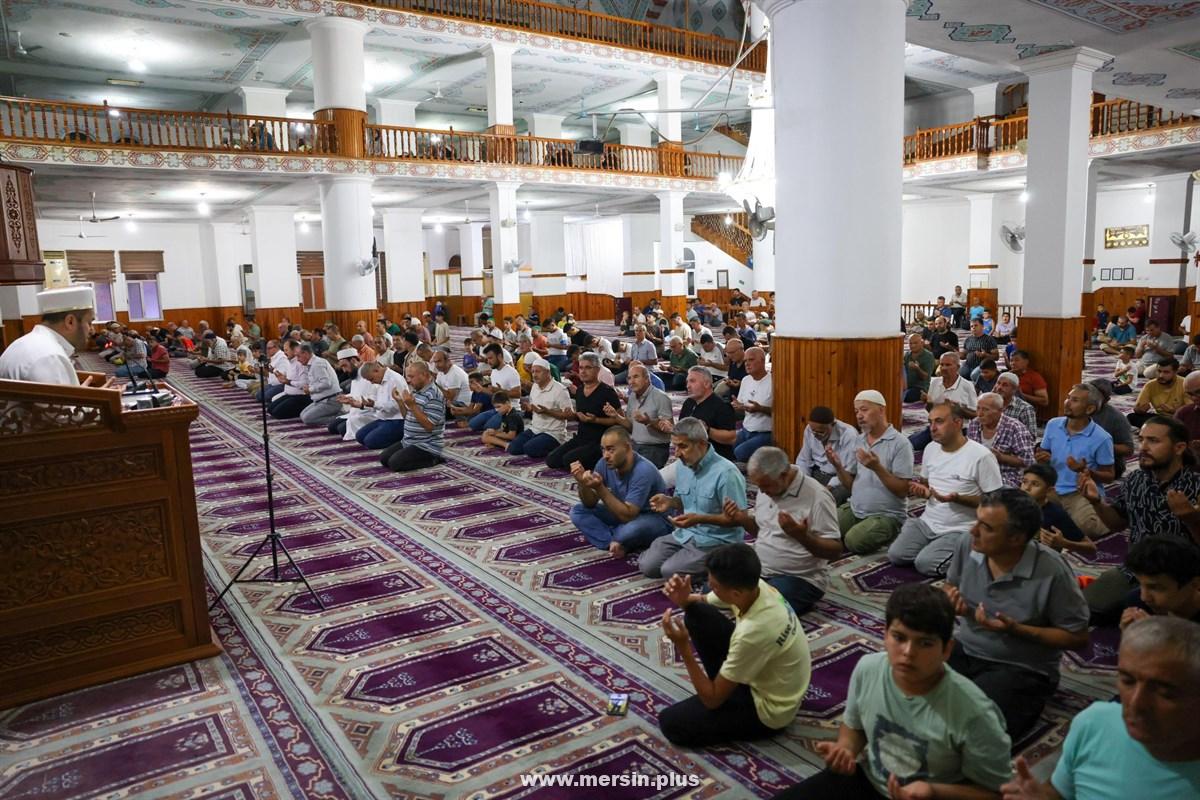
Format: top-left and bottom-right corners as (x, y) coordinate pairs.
(925, 315), (959, 358)
(678, 366), (737, 461)
(564, 323), (592, 348)
(546, 353), (623, 470)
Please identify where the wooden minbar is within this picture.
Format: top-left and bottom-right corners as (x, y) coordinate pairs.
(0, 376), (218, 709)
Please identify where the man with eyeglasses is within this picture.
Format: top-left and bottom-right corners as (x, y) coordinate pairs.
(1174, 371), (1200, 458)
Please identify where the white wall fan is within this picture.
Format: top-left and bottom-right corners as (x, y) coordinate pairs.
(1170, 230), (1199, 255)
(1000, 224), (1026, 254)
(742, 199), (774, 241)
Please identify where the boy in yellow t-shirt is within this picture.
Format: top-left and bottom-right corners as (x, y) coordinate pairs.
(658, 544), (811, 747)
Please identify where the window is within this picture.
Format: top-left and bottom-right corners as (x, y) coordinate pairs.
(93, 282), (115, 322)
(127, 278), (161, 321)
(301, 275), (326, 311)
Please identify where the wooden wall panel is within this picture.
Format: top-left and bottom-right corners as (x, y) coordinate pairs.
(494, 302), (524, 321)
(773, 335), (904, 460)
(443, 295), (482, 326)
(1, 320), (23, 350)
(532, 294), (568, 322)
(966, 288), (998, 317)
(382, 301), (430, 321)
(659, 295), (688, 319)
(1018, 316), (1086, 422)
(629, 292), (659, 315)
(251, 307), (304, 339)
(698, 289), (734, 307)
(1088, 286), (1189, 332)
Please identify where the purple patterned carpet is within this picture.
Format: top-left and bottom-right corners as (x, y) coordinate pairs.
(0, 326), (1127, 799)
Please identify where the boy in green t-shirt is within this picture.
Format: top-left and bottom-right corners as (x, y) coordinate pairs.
(772, 584), (1012, 798)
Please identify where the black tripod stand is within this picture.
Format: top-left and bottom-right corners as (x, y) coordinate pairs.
(210, 356), (325, 611)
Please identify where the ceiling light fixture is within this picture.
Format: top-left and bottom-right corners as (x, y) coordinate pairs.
(128, 58), (147, 73)
(125, 218), (138, 233)
(723, 213), (733, 225)
(523, 201), (531, 222)
(299, 221), (310, 233)
(433, 222), (444, 233)
(108, 105), (120, 118)
(196, 194), (210, 216)
(1145, 184), (1155, 203)
(1019, 190), (1029, 203)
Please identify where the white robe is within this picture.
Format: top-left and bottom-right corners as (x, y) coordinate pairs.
(342, 377), (379, 441)
(344, 369), (409, 440)
(0, 325), (79, 385)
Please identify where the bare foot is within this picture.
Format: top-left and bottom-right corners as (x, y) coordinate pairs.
(608, 542), (626, 559)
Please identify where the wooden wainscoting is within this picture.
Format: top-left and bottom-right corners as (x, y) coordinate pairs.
(1018, 316), (1086, 422)
(532, 294), (569, 322)
(1086, 286), (1190, 333)
(772, 335), (904, 459)
(381, 301), (431, 321)
(966, 288), (998, 318)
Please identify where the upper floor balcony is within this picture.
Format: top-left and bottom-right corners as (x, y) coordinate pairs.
(334, 0), (766, 71)
(0, 97), (744, 187)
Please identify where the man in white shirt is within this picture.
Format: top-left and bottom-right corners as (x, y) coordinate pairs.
(749, 290), (767, 309)
(732, 346), (773, 462)
(431, 350), (470, 407)
(269, 343), (315, 419)
(258, 339), (293, 404)
(889, 401), (1003, 576)
(910, 351), (978, 452)
(687, 317), (712, 347)
(470, 343), (522, 431)
(723, 447), (843, 615)
(507, 359), (574, 459)
(795, 406), (858, 505)
(544, 325), (570, 371)
(353, 362), (412, 449)
(0, 286), (103, 386)
(697, 334), (729, 378)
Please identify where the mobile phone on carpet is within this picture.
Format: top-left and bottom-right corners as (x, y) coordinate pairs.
(606, 693), (629, 716)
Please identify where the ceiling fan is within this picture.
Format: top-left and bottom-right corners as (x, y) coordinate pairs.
(460, 200), (488, 224)
(13, 31), (41, 57)
(84, 192), (120, 223)
(419, 82), (445, 104)
(61, 217), (106, 239)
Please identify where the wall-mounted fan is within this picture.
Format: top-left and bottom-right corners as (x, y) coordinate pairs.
(1170, 231), (1199, 255)
(1000, 224), (1026, 254)
(357, 237), (381, 276)
(742, 198), (775, 241)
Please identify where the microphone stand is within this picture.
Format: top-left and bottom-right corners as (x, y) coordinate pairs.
(209, 354), (325, 611)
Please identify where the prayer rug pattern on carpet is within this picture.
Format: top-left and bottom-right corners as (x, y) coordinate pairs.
(0, 326), (1131, 799)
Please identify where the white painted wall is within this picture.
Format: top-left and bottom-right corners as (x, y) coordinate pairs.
(903, 91), (974, 135)
(1091, 187), (1161, 288)
(423, 226), (455, 270)
(688, 237), (753, 293)
(900, 199), (971, 302)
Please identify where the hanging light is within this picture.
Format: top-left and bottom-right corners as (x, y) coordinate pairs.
(196, 194), (210, 216)
(299, 221), (310, 233)
(128, 58), (146, 73)
(523, 201), (531, 222)
(434, 222), (444, 233)
(1145, 184), (1155, 203)
(1018, 190), (1029, 204)
(125, 215), (137, 233)
(723, 213), (733, 225)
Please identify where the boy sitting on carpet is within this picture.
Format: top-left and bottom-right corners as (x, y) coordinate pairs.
(1020, 464), (1095, 558)
(657, 544), (811, 749)
(480, 391), (522, 450)
(771, 583), (1011, 798)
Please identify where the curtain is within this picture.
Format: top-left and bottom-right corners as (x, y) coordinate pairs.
(565, 219), (623, 297)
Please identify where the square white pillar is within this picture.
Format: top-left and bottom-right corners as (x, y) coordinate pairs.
(488, 181), (522, 305)
(655, 72), (682, 143)
(969, 83), (999, 118)
(485, 42), (516, 129)
(658, 190), (687, 297)
(247, 206), (300, 309)
(372, 98), (420, 128)
(525, 114), (563, 139)
(529, 212), (567, 296)
(459, 222), (487, 297)
(1020, 47), (1111, 317)
(236, 86), (290, 119)
(382, 208), (426, 303)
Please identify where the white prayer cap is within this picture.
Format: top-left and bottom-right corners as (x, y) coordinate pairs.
(523, 351), (539, 365)
(38, 285), (94, 315)
(854, 389), (887, 407)
(336, 348), (359, 360)
(531, 358), (551, 371)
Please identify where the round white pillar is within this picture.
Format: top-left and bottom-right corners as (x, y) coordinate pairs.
(304, 17), (369, 112)
(317, 176), (376, 310)
(762, 0), (904, 337)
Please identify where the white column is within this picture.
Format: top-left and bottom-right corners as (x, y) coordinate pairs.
(304, 17), (369, 112)
(752, 234), (775, 292)
(236, 86), (290, 118)
(657, 190), (687, 298)
(617, 124), (652, 147)
(529, 212), (567, 297)
(484, 42), (516, 129)
(525, 114), (563, 139)
(655, 72), (682, 142)
(761, 0), (903, 337)
(459, 222), (486, 298)
(317, 176), (376, 310)
(247, 207), (300, 310)
(969, 83), (999, 118)
(1150, 175), (1195, 262)
(967, 194), (996, 267)
(487, 181), (522, 306)
(372, 98), (420, 127)
(1083, 161), (1101, 297)
(1020, 47), (1111, 316)
(382, 208), (426, 303)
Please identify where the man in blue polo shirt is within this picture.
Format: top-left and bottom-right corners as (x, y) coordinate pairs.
(640, 417), (747, 578)
(1034, 383), (1115, 539)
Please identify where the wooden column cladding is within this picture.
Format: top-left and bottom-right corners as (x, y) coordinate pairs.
(315, 108), (367, 159)
(772, 335), (904, 459)
(0, 162), (44, 285)
(1016, 316), (1086, 422)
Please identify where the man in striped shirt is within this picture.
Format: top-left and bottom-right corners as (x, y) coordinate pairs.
(380, 360), (446, 473)
(996, 372), (1038, 438)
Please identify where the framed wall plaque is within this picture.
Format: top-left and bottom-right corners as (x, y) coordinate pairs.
(1104, 224), (1149, 249)
(1100, 268), (1112, 280)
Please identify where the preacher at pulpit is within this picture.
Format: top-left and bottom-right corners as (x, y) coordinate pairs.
(0, 285), (96, 385)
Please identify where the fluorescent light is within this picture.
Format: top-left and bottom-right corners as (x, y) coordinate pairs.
(1145, 185), (1155, 203)
(723, 214), (733, 224)
(125, 219), (137, 232)
(433, 222), (444, 233)
(108, 107), (120, 118)
(196, 200), (210, 216)
(299, 221), (310, 233)
(128, 58), (146, 73)
(1019, 191), (1029, 203)
(523, 203), (531, 222)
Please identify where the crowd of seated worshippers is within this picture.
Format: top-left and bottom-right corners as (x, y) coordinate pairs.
(131, 296), (1200, 793)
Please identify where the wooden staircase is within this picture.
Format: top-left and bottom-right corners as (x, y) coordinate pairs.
(713, 123), (750, 147)
(691, 212), (753, 265)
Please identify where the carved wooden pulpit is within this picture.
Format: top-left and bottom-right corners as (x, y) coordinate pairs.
(0, 376), (218, 709)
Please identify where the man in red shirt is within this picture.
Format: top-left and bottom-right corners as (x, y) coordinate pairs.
(148, 337), (170, 378)
(1009, 350), (1048, 409)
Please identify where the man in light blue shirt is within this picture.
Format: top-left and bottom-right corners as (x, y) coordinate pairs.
(1035, 383), (1115, 538)
(1002, 616), (1200, 800)
(639, 417), (747, 578)
(615, 325), (660, 384)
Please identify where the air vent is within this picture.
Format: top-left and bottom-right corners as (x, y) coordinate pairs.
(107, 78), (143, 87)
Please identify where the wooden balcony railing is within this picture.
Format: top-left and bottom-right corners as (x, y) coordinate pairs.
(364, 123), (744, 179)
(0, 97), (336, 155)
(904, 97), (1199, 164)
(691, 211), (752, 264)
(362, 0), (766, 71)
